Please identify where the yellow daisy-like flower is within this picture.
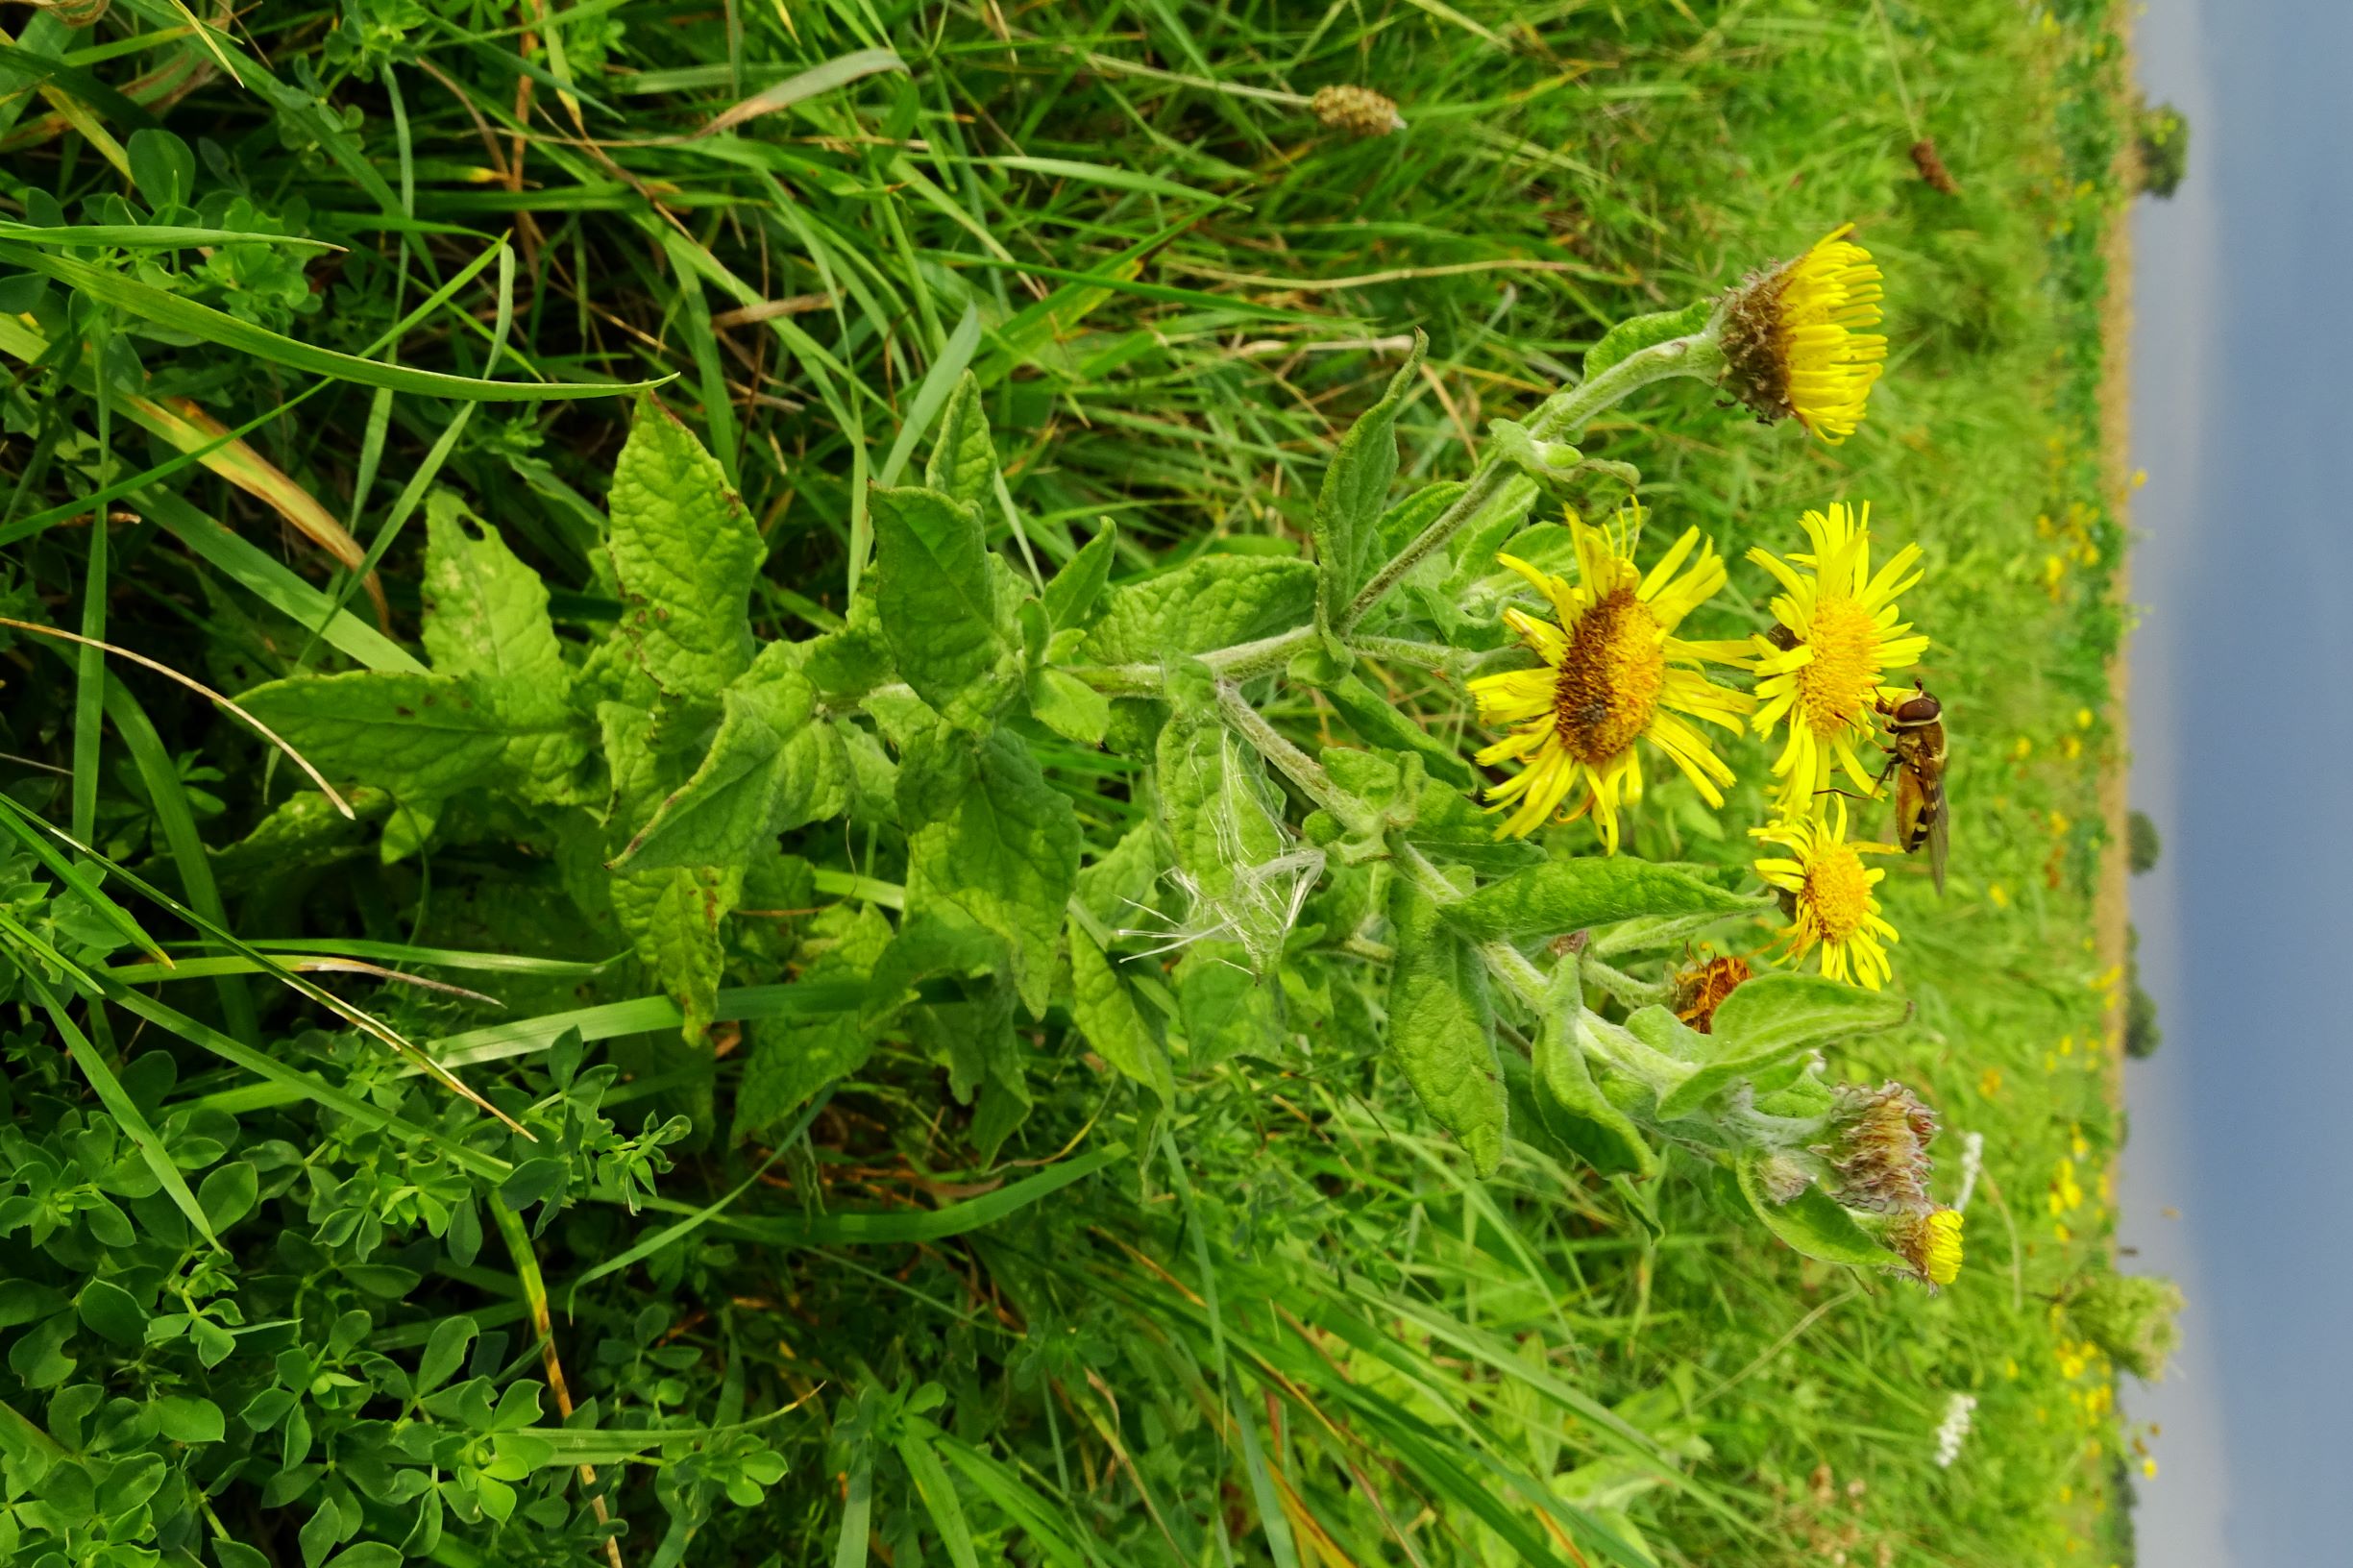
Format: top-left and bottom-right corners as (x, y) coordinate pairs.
(1892, 1208), (1966, 1287)
(1748, 501), (1929, 816)
(1466, 511), (1753, 849)
(1751, 797), (1900, 991)
(1721, 224), (1888, 443)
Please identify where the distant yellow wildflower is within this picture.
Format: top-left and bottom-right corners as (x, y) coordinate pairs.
(1752, 797), (1900, 990)
(1720, 224), (1888, 443)
(1748, 502), (1930, 816)
(1468, 512), (1752, 848)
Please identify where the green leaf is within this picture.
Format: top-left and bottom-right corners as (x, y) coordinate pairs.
(421, 494), (580, 765)
(1042, 521), (1117, 631)
(1177, 943), (1286, 1067)
(615, 661), (846, 872)
(1441, 858), (1753, 943)
(1321, 673), (1477, 790)
(1386, 877), (1506, 1175)
(1734, 1154), (1900, 1270)
(1582, 299), (1713, 382)
(735, 906), (894, 1139)
(196, 1160), (258, 1232)
(898, 1423), (986, 1568)
(923, 371), (998, 507)
(1321, 747), (1538, 876)
(1653, 978), (1907, 1120)
(154, 1395), (225, 1444)
(610, 865), (739, 1041)
(237, 672), (518, 799)
(1706, 972), (1912, 1057)
(208, 788), (391, 886)
(1155, 719), (1287, 905)
(1066, 920), (1174, 1101)
(1382, 479), (1464, 563)
(608, 394), (760, 698)
(418, 1315), (478, 1395)
(1315, 332), (1426, 625)
(871, 484), (1016, 728)
(911, 981), (1031, 1162)
(899, 725), (1081, 1017)
(1027, 667), (1110, 746)
(1511, 1010), (1655, 1178)
(76, 1279), (146, 1346)
(126, 129), (195, 208)
(1485, 418), (1582, 482)
(1075, 554), (1316, 664)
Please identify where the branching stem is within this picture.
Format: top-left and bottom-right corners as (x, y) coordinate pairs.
(1339, 333), (1717, 631)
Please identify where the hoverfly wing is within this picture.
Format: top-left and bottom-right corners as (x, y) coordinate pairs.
(1924, 773), (1949, 895)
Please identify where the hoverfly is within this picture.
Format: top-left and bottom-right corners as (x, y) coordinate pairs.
(1875, 681), (1949, 894)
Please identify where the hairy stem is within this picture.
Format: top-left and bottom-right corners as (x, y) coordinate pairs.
(1339, 332), (1719, 632)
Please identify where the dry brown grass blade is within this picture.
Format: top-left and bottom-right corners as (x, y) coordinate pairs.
(148, 398), (393, 633)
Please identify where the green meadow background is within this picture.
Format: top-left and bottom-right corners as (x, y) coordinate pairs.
(0, 0), (2140, 1563)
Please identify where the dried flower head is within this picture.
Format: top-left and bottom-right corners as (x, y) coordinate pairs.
(1719, 224), (1887, 443)
(1910, 138), (1961, 195)
(1312, 86), (1406, 137)
(1819, 1081), (1938, 1213)
(1670, 952), (1752, 1033)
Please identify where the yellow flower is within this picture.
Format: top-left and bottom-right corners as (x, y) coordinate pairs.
(1752, 797), (1900, 990)
(1748, 502), (1929, 816)
(1890, 1207), (1965, 1287)
(1719, 224), (1888, 443)
(1467, 512), (1753, 847)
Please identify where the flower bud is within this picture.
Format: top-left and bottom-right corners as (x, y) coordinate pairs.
(1885, 1207), (1965, 1289)
(1312, 86), (1406, 138)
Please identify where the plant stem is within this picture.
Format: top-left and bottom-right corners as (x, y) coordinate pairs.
(1213, 679), (1340, 807)
(1339, 332), (1719, 633)
(492, 1194), (627, 1568)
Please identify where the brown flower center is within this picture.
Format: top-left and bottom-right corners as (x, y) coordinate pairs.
(1551, 585), (1664, 764)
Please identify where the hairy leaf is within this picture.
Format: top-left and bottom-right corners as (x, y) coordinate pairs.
(615, 660), (846, 872)
(420, 492), (574, 727)
(1176, 943), (1286, 1067)
(871, 483), (1015, 728)
(1316, 333), (1426, 625)
(923, 371), (998, 507)
(1582, 299), (1713, 381)
(239, 672), (524, 799)
(1387, 877), (1506, 1175)
(1734, 1154), (1901, 1271)
(607, 394), (760, 698)
(1442, 858), (1753, 943)
(898, 724), (1082, 1017)
(1042, 521), (1118, 631)
(736, 905), (893, 1140)
(1075, 554), (1316, 664)
(609, 865), (738, 1042)
(1067, 920), (1174, 1101)
(1512, 1012), (1656, 1177)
